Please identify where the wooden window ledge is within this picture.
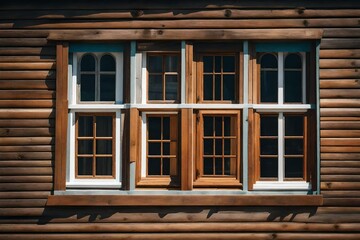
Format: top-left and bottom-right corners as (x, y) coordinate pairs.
(47, 195), (323, 206)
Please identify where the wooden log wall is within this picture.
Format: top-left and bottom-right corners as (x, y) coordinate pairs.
(0, 0), (360, 239)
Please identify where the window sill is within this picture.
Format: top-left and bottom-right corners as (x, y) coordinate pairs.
(47, 194), (323, 206)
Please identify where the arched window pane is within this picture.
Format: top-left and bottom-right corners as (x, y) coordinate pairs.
(285, 53), (302, 69)
(260, 53), (277, 69)
(100, 54), (116, 71)
(80, 54), (95, 72)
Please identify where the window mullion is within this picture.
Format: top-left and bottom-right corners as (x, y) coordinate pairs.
(278, 112), (284, 182)
(278, 52), (284, 105)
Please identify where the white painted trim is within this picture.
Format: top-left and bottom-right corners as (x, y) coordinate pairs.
(69, 104), (127, 110)
(253, 181), (311, 191)
(181, 41), (186, 104)
(141, 112), (147, 177)
(130, 41), (137, 104)
(278, 113), (284, 182)
(141, 52), (147, 104)
(278, 52), (284, 105)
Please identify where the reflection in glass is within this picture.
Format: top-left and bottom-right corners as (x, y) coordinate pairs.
(148, 75), (163, 100)
(224, 158), (231, 175)
(96, 157), (112, 175)
(78, 140), (93, 154)
(78, 116), (93, 137)
(78, 157), (93, 175)
(165, 56), (178, 72)
(96, 140), (112, 154)
(96, 116), (112, 137)
(165, 75), (178, 100)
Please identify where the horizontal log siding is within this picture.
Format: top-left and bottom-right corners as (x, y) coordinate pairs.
(0, 0), (360, 239)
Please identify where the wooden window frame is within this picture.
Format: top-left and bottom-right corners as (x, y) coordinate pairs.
(75, 112), (116, 179)
(137, 112), (180, 188)
(146, 52), (181, 104)
(194, 110), (242, 188)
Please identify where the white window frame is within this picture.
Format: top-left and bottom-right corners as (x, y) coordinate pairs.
(253, 51), (311, 191)
(66, 51), (124, 189)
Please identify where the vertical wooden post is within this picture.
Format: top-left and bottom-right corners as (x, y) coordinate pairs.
(181, 108), (193, 190)
(185, 42), (194, 104)
(129, 108), (139, 189)
(54, 43), (68, 191)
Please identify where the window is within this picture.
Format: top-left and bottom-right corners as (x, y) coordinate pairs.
(250, 45), (316, 191)
(66, 44), (123, 188)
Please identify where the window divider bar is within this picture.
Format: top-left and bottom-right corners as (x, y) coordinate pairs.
(181, 41), (186, 104)
(278, 113), (284, 182)
(130, 41), (137, 105)
(278, 52), (284, 105)
(242, 41), (249, 192)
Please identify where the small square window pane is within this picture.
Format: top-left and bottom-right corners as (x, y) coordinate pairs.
(165, 56), (178, 72)
(261, 116), (278, 136)
(148, 117), (161, 140)
(215, 75), (221, 100)
(224, 117), (231, 136)
(148, 142), (161, 155)
(223, 56), (235, 72)
(165, 75), (178, 101)
(203, 157), (213, 175)
(285, 116), (303, 136)
(203, 116), (213, 136)
(224, 139), (232, 155)
(285, 71), (302, 103)
(78, 140), (93, 154)
(162, 117), (170, 140)
(203, 56), (213, 73)
(163, 142), (170, 155)
(204, 139), (213, 155)
(215, 56), (221, 73)
(260, 71), (278, 103)
(96, 157), (112, 176)
(80, 74), (95, 101)
(223, 75), (235, 101)
(96, 116), (113, 137)
(285, 157), (303, 178)
(148, 75), (163, 100)
(78, 116), (93, 137)
(162, 158), (170, 175)
(148, 158), (161, 175)
(148, 56), (162, 73)
(224, 157), (231, 175)
(285, 139), (303, 155)
(260, 139), (278, 155)
(203, 75), (213, 100)
(215, 117), (222, 136)
(215, 139), (222, 155)
(96, 140), (112, 154)
(260, 157), (278, 178)
(215, 157), (223, 175)
(78, 157), (93, 175)
(100, 74), (115, 101)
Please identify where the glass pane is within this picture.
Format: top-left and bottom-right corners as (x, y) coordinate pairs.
(162, 158), (170, 175)
(215, 139), (222, 155)
(215, 56), (221, 72)
(203, 157), (213, 175)
(78, 140), (93, 154)
(96, 116), (112, 137)
(215, 75), (221, 100)
(80, 74), (95, 101)
(224, 139), (232, 155)
(100, 74), (115, 101)
(223, 56), (235, 72)
(223, 75), (235, 101)
(204, 139), (213, 155)
(96, 140), (112, 154)
(261, 116), (278, 136)
(163, 117), (170, 140)
(148, 158), (161, 175)
(224, 158), (231, 175)
(285, 71), (302, 103)
(285, 53), (302, 69)
(100, 54), (116, 71)
(165, 55), (178, 72)
(148, 117), (161, 140)
(163, 142), (170, 155)
(148, 56), (162, 73)
(96, 157), (112, 175)
(148, 142), (161, 155)
(215, 157), (222, 175)
(203, 56), (213, 73)
(224, 117), (231, 136)
(203, 116), (213, 136)
(78, 157), (93, 175)
(80, 54), (95, 72)
(261, 53), (277, 68)
(78, 116), (93, 137)
(285, 157), (303, 178)
(165, 75), (178, 100)
(215, 117), (222, 136)
(285, 139), (303, 155)
(148, 75), (163, 100)
(203, 75), (213, 100)
(260, 157), (278, 178)
(285, 116), (303, 136)
(260, 70), (278, 102)
(260, 139), (278, 155)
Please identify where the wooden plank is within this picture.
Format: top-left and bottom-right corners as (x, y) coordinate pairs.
(320, 109), (360, 117)
(321, 153), (360, 160)
(48, 29), (323, 40)
(323, 28), (360, 38)
(320, 99), (360, 108)
(321, 121), (360, 129)
(320, 80), (360, 89)
(0, 109), (54, 119)
(321, 146), (360, 153)
(0, 56), (55, 62)
(0, 199), (47, 207)
(320, 69), (360, 79)
(129, 108), (139, 163)
(0, 183), (52, 191)
(0, 71), (55, 80)
(0, 208), (44, 217)
(320, 60), (360, 69)
(321, 138), (360, 146)
(320, 89), (360, 98)
(321, 130), (360, 138)
(321, 182), (360, 190)
(0, 152), (53, 160)
(324, 198), (360, 206)
(0, 160), (52, 168)
(0, 167), (52, 176)
(0, 176), (52, 183)
(0, 128), (54, 137)
(181, 108), (193, 190)
(0, 30), (49, 38)
(0, 146), (53, 152)
(0, 137), (53, 146)
(321, 168), (360, 175)
(322, 191), (360, 198)
(321, 39), (360, 49)
(0, 100), (54, 108)
(0, 119), (54, 127)
(0, 47), (55, 56)
(321, 175), (360, 182)
(320, 49), (360, 59)
(0, 191), (50, 199)
(0, 38), (48, 47)
(0, 63), (55, 70)
(0, 90), (55, 99)
(0, 80), (55, 90)
(47, 195), (323, 206)
(322, 161), (360, 167)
